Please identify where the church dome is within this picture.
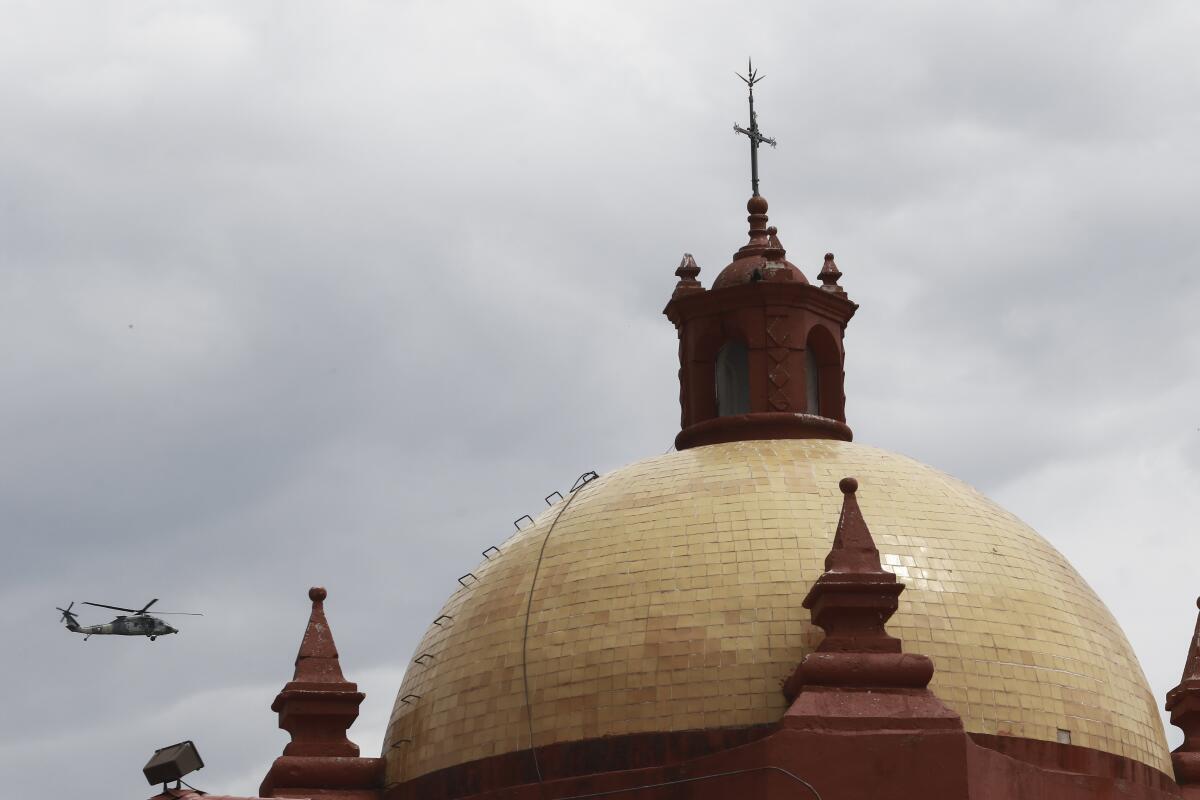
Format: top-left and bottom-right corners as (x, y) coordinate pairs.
(384, 439), (1171, 784)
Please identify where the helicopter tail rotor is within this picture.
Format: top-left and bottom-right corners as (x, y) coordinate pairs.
(57, 602), (81, 631)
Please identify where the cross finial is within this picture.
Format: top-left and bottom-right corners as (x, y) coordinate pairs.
(733, 58), (777, 197)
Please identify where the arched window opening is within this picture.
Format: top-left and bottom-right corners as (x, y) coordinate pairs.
(805, 325), (842, 419)
(715, 340), (750, 416)
(806, 348), (821, 414)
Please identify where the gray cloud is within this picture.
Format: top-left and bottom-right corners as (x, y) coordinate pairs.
(2, 2), (1199, 796)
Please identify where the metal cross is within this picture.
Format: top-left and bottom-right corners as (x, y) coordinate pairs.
(733, 59), (777, 197)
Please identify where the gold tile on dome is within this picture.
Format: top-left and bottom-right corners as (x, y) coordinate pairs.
(382, 439), (1171, 786)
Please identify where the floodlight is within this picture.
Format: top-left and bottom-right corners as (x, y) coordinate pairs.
(143, 740), (204, 789)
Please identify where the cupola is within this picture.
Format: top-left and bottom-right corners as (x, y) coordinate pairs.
(663, 63), (858, 451)
(663, 197), (857, 450)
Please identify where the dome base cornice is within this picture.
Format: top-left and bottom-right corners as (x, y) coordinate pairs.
(675, 412), (852, 450)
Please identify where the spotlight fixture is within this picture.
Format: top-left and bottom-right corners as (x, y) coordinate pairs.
(143, 740), (204, 791)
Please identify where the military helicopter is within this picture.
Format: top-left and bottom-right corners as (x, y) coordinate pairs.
(57, 599), (202, 641)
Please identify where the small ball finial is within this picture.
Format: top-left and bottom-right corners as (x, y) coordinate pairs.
(309, 586), (327, 603)
(839, 476), (858, 495)
(747, 195), (769, 214)
(819, 253), (844, 293)
(767, 226), (778, 236)
(1195, 595), (1200, 611)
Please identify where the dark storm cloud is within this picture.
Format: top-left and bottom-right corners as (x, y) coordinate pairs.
(2, 3), (1199, 797)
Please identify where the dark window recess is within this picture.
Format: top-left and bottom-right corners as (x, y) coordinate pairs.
(715, 341), (750, 416)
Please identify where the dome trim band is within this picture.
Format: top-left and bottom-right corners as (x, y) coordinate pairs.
(519, 474), (603, 785)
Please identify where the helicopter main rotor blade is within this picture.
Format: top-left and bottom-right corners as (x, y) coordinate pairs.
(83, 601), (141, 614)
(136, 598), (159, 615)
(153, 611), (204, 616)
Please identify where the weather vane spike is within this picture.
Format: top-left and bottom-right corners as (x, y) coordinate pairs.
(733, 58), (777, 197)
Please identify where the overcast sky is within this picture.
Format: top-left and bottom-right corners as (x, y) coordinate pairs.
(3, 2), (1200, 798)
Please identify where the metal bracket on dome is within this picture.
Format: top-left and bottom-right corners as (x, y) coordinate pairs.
(545, 491), (564, 506)
(514, 514), (534, 531)
(432, 614), (453, 626)
(414, 652), (435, 665)
(457, 573), (478, 587)
(482, 545), (501, 559)
(399, 694), (421, 705)
(570, 471), (599, 492)
(389, 739), (413, 749)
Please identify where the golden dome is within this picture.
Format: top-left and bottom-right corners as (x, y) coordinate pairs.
(384, 439), (1171, 782)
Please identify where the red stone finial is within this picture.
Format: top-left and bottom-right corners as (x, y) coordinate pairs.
(799, 477), (904, 658)
(291, 586), (346, 684)
(762, 226), (787, 266)
(783, 479), (959, 736)
(818, 252), (844, 294)
(822, 476), (885, 574)
(671, 253), (703, 297)
(735, 195), (772, 263)
(1166, 596), (1200, 786)
(271, 586), (361, 755)
(261, 586), (381, 797)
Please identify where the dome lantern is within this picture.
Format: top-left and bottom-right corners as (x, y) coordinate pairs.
(663, 67), (859, 451)
(663, 194), (859, 450)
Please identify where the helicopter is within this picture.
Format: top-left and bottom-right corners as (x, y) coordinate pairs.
(57, 599), (202, 641)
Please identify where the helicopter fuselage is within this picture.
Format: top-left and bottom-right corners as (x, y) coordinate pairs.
(70, 615), (178, 639)
(58, 598), (197, 640)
